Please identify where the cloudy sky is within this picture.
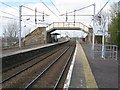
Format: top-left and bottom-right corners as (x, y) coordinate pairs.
(0, 0), (118, 37)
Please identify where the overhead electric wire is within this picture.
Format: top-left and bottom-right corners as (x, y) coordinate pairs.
(96, 0), (110, 16)
(0, 2), (40, 26)
(0, 1), (18, 11)
(0, 16), (18, 20)
(40, 0), (62, 21)
(60, 4), (94, 16)
(21, 5), (49, 16)
(0, 1), (48, 17)
(0, 10), (18, 18)
(0, 10), (36, 26)
(49, 0), (61, 14)
(49, 0), (65, 21)
(1, 16), (36, 26)
(1, 16), (34, 26)
(0, 1), (42, 27)
(0, 1), (28, 15)
(89, 0), (110, 28)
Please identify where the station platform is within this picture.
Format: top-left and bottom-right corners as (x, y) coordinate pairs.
(64, 41), (119, 89)
(2, 44), (51, 57)
(2, 41), (65, 57)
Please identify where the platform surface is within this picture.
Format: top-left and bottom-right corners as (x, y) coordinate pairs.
(69, 42), (86, 88)
(64, 40), (119, 89)
(2, 42), (61, 57)
(81, 43), (118, 88)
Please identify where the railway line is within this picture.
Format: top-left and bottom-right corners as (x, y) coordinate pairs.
(2, 40), (76, 89)
(2, 42), (66, 82)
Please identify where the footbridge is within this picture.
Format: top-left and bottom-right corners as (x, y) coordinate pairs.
(46, 22), (92, 43)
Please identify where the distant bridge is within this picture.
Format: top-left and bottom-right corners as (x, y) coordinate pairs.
(46, 22), (92, 43)
(46, 22), (89, 33)
(23, 22), (92, 44)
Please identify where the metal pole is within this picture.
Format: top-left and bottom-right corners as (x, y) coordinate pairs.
(92, 3), (96, 51)
(35, 8), (37, 25)
(19, 5), (22, 48)
(66, 11), (68, 22)
(101, 28), (105, 59)
(74, 10), (76, 24)
(101, 16), (106, 59)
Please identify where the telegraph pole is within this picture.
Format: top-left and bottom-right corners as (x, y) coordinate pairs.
(19, 5), (22, 48)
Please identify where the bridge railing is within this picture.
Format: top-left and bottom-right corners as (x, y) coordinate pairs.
(46, 22), (89, 32)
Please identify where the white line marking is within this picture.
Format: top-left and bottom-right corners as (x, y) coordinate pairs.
(63, 41), (78, 90)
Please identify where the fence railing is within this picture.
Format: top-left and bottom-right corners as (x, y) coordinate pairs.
(91, 44), (118, 60)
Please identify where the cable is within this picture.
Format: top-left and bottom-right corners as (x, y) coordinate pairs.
(0, 1), (28, 15)
(96, 0), (110, 17)
(0, 1), (47, 16)
(49, 0), (61, 14)
(40, 0), (62, 21)
(60, 4), (94, 16)
(49, 0), (65, 21)
(0, 10), (18, 18)
(0, 16), (18, 20)
(21, 5), (49, 16)
(0, 1), (50, 26)
(0, 11), (36, 26)
(0, 1), (18, 11)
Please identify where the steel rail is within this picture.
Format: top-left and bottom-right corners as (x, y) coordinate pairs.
(53, 46), (75, 90)
(3, 45), (61, 73)
(2, 46), (65, 83)
(23, 47), (70, 90)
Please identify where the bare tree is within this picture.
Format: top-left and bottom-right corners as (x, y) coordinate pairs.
(3, 20), (18, 37)
(3, 20), (19, 46)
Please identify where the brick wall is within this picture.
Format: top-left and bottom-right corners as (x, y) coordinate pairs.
(23, 27), (46, 46)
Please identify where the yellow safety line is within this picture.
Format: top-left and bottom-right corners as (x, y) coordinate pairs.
(78, 43), (99, 89)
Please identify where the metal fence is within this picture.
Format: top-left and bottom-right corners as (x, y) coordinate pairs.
(91, 44), (118, 60)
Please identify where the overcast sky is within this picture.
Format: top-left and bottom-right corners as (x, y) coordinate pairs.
(0, 0), (118, 37)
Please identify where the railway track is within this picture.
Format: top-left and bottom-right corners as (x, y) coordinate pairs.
(2, 44), (65, 83)
(2, 42), (68, 73)
(2, 40), (76, 89)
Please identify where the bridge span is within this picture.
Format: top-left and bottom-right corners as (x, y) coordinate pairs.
(46, 22), (89, 33)
(46, 22), (92, 43)
(22, 22), (92, 44)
